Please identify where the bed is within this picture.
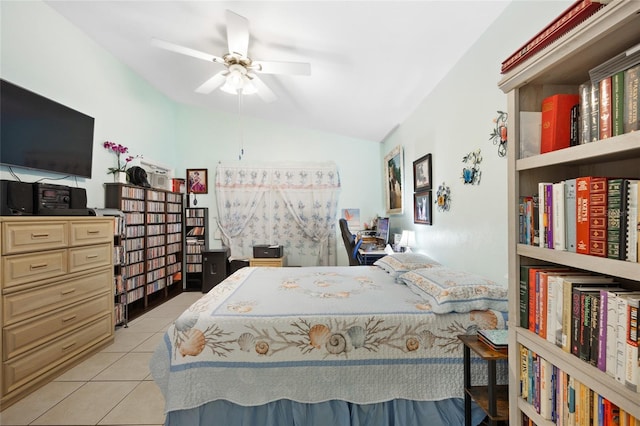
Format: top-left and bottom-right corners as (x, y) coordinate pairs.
(150, 254), (509, 426)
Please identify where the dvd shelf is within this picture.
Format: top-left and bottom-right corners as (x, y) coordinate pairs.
(498, 1), (640, 424)
(105, 183), (183, 318)
(184, 207), (209, 291)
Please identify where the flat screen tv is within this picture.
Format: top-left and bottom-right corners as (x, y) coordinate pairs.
(0, 79), (94, 178)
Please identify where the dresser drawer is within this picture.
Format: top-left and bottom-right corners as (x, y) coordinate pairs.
(3, 314), (113, 395)
(3, 293), (112, 361)
(69, 243), (111, 273)
(3, 267), (111, 325)
(2, 222), (68, 255)
(70, 220), (113, 246)
(2, 249), (67, 289)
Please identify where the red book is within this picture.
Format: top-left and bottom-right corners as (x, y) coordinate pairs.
(576, 177), (591, 255)
(589, 177), (608, 257)
(599, 77), (612, 140)
(501, 0), (608, 74)
(540, 94), (580, 154)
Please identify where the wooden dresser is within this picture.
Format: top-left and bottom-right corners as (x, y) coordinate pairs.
(0, 216), (115, 409)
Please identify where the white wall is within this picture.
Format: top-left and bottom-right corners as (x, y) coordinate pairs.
(0, 1), (383, 266)
(1, 0), (573, 274)
(381, 1), (571, 285)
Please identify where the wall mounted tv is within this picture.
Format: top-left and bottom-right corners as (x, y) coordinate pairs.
(0, 79), (95, 178)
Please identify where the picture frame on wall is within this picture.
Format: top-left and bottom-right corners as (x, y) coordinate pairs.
(413, 153), (432, 191)
(384, 145), (404, 215)
(186, 169), (208, 194)
(414, 191), (432, 225)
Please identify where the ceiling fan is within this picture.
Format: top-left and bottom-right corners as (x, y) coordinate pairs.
(151, 10), (311, 103)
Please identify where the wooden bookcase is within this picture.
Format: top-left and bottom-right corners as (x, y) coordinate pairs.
(499, 1), (640, 424)
(105, 183), (183, 318)
(184, 207), (208, 291)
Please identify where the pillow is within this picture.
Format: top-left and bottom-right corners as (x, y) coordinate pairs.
(373, 253), (441, 278)
(398, 267), (508, 314)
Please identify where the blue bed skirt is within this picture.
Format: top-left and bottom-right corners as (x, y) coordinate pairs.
(164, 398), (487, 426)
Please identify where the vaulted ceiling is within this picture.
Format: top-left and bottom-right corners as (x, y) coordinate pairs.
(46, 1), (511, 142)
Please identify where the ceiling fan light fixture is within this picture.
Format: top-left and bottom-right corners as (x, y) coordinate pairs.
(221, 64), (257, 95)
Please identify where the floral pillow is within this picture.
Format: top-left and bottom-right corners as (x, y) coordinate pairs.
(398, 267), (508, 314)
(373, 253), (441, 278)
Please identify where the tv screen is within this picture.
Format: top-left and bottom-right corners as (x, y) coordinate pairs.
(0, 79), (94, 178)
(376, 217), (389, 245)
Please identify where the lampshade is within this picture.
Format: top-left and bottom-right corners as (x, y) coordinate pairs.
(399, 230), (416, 252)
(220, 65), (258, 95)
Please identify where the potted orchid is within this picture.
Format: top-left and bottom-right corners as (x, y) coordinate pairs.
(103, 141), (140, 183)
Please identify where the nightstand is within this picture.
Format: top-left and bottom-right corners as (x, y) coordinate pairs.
(249, 256), (287, 267)
(458, 334), (508, 426)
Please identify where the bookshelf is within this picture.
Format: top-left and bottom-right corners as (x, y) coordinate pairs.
(105, 183), (183, 318)
(184, 207), (208, 291)
(498, 1), (640, 424)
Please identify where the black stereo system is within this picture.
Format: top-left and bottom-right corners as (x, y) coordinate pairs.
(253, 244), (284, 258)
(1, 180), (93, 216)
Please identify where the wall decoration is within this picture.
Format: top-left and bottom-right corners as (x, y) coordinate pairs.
(384, 145), (404, 215)
(413, 153), (432, 191)
(489, 110), (508, 157)
(461, 149), (482, 185)
(341, 208), (361, 229)
(187, 169), (208, 194)
(435, 182), (451, 212)
(413, 191), (432, 225)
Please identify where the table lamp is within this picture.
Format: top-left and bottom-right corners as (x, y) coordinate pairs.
(399, 230), (416, 253)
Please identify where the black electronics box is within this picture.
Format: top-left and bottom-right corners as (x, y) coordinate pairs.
(253, 244), (284, 258)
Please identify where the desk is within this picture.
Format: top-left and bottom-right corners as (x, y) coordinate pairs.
(357, 248), (386, 265)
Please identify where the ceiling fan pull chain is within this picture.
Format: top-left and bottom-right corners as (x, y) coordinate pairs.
(238, 90), (244, 160)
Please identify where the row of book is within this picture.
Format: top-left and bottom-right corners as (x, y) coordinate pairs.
(519, 265), (640, 392)
(535, 42), (639, 155)
(518, 177), (639, 261)
(520, 345), (639, 425)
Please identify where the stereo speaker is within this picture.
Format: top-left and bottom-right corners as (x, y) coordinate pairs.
(0, 180), (34, 215)
(69, 187), (87, 209)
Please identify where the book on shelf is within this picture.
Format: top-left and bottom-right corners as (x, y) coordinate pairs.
(570, 104), (580, 147)
(625, 295), (640, 392)
(576, 177), (592, 255)
(500, 0), (609, 74)
(578, 81), (592, 144)
(598, 76), (612, 140)
(624, 64), (640, 133)
(553, 181), (566, 251)
(589, 41), (640, 83)
(566, 178), (577, 252)
(607, 178), (629, 260)
(616, 292), (640, 385)
(540, 94), (580, 154)
(627, 180), (639, 263)
(612, 70), (625, 137)
(589, 177), (608, 257)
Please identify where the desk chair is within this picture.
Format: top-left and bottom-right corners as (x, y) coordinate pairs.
(339, 218), (361, 266)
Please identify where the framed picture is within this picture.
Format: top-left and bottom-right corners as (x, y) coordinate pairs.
(414, 191), (432, 225)
(413, 153), (432, 191)
(384, 145), (404, 215)
(186, 169), (208, 194)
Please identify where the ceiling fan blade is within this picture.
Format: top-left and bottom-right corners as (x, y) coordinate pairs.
(226, 10), (250, 57)
(248, 74), (277, 103)
(252, 60), (311, 76)
(195, 71), (228, 94)
(151, 38), (224, 64)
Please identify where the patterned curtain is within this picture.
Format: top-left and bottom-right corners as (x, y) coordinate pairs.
(216, 162), (341, 266)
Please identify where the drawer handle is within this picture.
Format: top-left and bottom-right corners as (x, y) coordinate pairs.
(87, 230), (100, 234)
(62, 314), (77, 322)
(31, 232), (50, 239)
(30, 263), (48, 270)
(86, 254), (99, 259)
(61, 288), (76, 295)
(62, 342), (76, 350)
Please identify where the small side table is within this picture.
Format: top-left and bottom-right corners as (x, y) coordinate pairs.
(458, 334), (509, 426)
(249, 256), (287, 267)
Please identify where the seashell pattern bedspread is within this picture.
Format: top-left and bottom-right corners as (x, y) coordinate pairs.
(150, 265), (508, 413)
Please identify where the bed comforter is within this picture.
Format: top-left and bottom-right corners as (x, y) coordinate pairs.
(150, 265), (507, 414)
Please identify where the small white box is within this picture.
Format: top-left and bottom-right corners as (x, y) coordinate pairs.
(520, 111), (542, 158)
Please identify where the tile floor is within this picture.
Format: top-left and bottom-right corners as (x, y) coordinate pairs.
(0, 291), (203, 426)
